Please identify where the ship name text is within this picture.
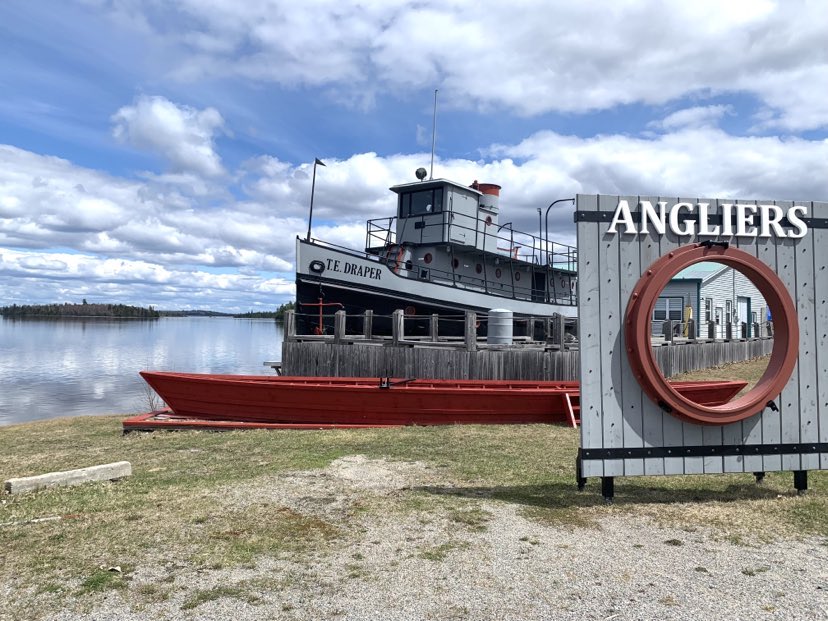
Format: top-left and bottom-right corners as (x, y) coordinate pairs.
(326, 258), (382, 280)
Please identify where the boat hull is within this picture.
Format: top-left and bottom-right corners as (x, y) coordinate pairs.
(139, 372), (747, 427)
(296, 238), (576, 336)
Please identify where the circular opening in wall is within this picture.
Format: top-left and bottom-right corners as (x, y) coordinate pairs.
(626, 244), (797, 426)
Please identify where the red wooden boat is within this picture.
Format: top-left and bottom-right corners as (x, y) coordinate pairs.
(137, 372), (747, 429)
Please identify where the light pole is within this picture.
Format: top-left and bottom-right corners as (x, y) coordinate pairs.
(306, 158), (326, 241)
(537, 207), (542, 262)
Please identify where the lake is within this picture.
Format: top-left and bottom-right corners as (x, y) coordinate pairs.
(0, 317), (283, 427)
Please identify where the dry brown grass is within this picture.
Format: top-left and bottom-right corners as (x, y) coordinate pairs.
(1, 358), (826, 618)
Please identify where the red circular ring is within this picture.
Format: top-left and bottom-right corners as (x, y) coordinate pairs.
(625, 243), (798, 425)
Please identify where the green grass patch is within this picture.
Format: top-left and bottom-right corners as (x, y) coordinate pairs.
(180, 585), (260, 610)
(77, 567), (130, 595)
(418, 540), (470, 561)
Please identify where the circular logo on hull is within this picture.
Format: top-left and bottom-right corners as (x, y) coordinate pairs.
(309, 260), (325, 274)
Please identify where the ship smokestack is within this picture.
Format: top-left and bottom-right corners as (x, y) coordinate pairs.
(477, 183), (501, 211)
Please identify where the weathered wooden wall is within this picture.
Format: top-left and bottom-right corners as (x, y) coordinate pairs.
(282, 339), (772, 380)
(577, 194), (827, 479)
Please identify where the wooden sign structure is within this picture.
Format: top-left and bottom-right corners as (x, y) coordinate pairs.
(575, 195), (828, 500)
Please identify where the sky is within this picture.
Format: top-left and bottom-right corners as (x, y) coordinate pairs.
(1, 0), (827, 312)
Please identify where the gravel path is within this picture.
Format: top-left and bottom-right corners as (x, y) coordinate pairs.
(34, 456), (828, 620)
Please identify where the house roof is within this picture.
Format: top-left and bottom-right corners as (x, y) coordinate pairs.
(672, 262), (729, 283)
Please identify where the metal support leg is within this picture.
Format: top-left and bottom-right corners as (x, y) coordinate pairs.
(576, 455), (586, 491)
(794, 470), (808, 495)
(601, 476), (614, 504)
(753, 471), (765, 484)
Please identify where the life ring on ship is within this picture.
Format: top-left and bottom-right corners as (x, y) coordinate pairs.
(393, 246), (406, 273)
(385, 245), (407, 273)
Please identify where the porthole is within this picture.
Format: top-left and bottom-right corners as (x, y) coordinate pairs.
(625, 243), (798, 425)
(515, 272), (521, 281)
(424, 253), (433, 264)
(475, 263), (483, 274)
(495, 268), (502, 279)
(452, 258), (460, 269)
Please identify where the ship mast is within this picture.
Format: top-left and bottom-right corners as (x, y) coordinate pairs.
(430, 89), (438, 180)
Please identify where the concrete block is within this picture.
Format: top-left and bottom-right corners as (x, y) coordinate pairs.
(4, 461), (132, 495)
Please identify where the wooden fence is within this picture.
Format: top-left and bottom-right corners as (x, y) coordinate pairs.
(282, 337), (773, 381)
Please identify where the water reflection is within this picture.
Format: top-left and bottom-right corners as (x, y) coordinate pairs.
(0, 317), (283, 426)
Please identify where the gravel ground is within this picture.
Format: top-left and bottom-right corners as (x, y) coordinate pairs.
(27, 456), (828, 620)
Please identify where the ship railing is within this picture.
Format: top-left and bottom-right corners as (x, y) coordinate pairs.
(383, 254), (555, 303)
(365, 212), (576, 272)
(306, 236), (386, 263)
(369, 213), (577, 304)
(285, 308), (579, 351)
(366, 217), (396, 251)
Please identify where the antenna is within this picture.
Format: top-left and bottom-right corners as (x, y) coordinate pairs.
(429, 89), (438, 180)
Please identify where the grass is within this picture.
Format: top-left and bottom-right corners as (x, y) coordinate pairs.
(671, 354), (771, 394)
(1, 354), (826, 617)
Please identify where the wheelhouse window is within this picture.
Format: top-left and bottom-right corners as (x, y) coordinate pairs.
(399, 188), (443, 218)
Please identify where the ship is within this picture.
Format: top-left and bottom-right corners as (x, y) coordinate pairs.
(295, 169), (578, 335)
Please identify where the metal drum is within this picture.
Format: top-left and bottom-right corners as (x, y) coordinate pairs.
(487, 308), (513, 345)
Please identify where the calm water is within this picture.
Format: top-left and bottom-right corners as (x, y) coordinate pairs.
(0, 317), (283, 427)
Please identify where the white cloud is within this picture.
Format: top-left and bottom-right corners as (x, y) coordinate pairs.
(98, 0), (828, 130)
(112, 95), (226, 177)
(4, 93), (828, 311)
(649, 105), (733, 131)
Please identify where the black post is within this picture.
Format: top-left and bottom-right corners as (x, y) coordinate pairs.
(601, 476), (614, 503)
(794, 470), (808, 495)
(576, 453), (586, 491)
(305, 158), (326, 241)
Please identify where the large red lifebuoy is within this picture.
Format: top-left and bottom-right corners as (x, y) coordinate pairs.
(625, 243), (798, 425)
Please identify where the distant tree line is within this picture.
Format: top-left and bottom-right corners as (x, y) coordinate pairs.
(0, 302), (160, 319)
(233, 301), (295, 320)
(159, 310), (232, 317)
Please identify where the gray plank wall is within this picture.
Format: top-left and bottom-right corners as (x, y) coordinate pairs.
(577, 195), (827, 478)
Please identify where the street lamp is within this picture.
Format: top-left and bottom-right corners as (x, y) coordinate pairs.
(305, 157), (326, 241)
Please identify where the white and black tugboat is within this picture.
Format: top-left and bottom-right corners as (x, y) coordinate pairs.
(295, 168), (577, 335)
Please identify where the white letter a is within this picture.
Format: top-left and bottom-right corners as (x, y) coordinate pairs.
(607, 199), (636, 235)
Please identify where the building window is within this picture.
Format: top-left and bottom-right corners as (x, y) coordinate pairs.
(715, 307), (722, 324)
(653, 296), (684, 321)
(726, 300), (732, 323)
(705, 298), (712, 322)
